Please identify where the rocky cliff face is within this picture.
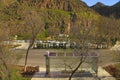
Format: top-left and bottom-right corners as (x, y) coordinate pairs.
(2, 0), (94, 35)
(40, 0), (88, 12)
(17, 0), (92, 34)
(18, 0), (88, 12)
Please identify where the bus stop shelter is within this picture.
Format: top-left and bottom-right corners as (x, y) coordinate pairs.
(44, 51), (98, 77)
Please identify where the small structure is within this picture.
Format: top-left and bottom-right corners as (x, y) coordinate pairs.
(44, 51), (98, 77)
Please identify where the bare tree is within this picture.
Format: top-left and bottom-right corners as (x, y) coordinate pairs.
(0, 30), (20, 80)
(0, 23), (13, 80)
(69, 12), (98, 80)
(96, 16), (118, 48)
(23, 10), (44, 70)
(0, 46), (11, 80)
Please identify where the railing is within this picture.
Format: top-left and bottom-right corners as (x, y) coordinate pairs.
(45, 51), (98, 57)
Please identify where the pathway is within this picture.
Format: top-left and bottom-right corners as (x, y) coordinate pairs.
(31, 67), (116, 80)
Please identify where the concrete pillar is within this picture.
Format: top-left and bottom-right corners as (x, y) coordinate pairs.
(44, 54), (50, 76)
(92, 57), (98, 77)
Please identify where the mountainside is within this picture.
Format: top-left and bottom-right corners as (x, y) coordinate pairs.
(91, 1), (120, 18)
(0, 0), (120, 47)
(18, 0), (89, 12)
(0, 0), (97, 38)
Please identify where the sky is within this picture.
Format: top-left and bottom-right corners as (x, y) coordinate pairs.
(82, 0), (120, 6)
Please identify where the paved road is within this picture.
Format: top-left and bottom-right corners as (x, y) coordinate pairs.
(16, 49), (120, 67)
(16, 49), (63, 67)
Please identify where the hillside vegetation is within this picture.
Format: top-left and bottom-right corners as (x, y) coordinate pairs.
(0, 0), (120, 45)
